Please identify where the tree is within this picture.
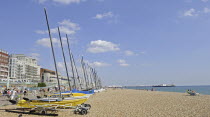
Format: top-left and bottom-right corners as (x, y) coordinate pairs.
(38, 82), (46, 87)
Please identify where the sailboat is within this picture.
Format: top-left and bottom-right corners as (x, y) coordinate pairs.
(14, 8), (89, 108)
(17, 97), (88, 108)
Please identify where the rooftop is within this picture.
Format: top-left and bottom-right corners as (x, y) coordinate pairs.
(0, 49), (8, 54)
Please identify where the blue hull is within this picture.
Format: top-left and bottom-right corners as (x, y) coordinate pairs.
(63, 89), (95, 94)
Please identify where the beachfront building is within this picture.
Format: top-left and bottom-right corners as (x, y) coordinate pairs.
(0, 49), (9, 79)
(9, 54), (40, 83)
(40, 68), (70, 85)
(40, 68), (56, 83)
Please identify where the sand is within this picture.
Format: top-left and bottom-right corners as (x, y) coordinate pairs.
(1, 89), (210, 117)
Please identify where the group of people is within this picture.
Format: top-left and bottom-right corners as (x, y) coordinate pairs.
(0, 85), (70, 101)
(1, 88), (28, 100)
(186, 89), (199, 96)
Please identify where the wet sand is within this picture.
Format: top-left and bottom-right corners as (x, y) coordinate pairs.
(1, 89), (210, 117)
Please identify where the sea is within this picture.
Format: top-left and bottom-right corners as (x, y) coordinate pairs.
(124, 85), (210, 95)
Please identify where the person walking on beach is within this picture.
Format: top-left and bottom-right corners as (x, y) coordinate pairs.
(10, 89), (17, 100)
(7, 89), (11, 98)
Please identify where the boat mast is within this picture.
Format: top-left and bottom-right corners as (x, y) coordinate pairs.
(58, 27), (72, 91)
(87, 64), (94, 89)
(94, 69), (100, 89)
(71, 53), (82, 90)
(93, 68), (97, 89)
(44, 8), (62, 97)
(81, 56), (88, 90)
(98, 77), (102, 88)
(83, 63), (90, 89)
(65, 34), (76, 89)
(90, 67), (95, 89)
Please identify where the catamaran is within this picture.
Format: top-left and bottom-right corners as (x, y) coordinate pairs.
(13, 8), (89, 109)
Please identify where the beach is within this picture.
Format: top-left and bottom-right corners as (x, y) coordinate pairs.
(1, 89), (210, 117)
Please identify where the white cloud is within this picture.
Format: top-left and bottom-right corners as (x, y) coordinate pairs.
(87, 40), (120, 53)
(36, 38), (59, 48)
(120, 63), (130, 67)
(90, 61), (111, 67)
(37, 0), (48, 4)
(59, 19), (80, 30)
(183, 8), (198, 16)
(124, 50), (146, 56)
(93, 12), (114, 19)
(53, 0), (80, 4)
(35, 30), (47, 34)
(57, 62), (67, 74)
(204, 7), (210, 13)
(117, 59), (125, 63)
(36, 37), (67, 47)
(140, 51), (146, 54)
(117, 59), (130, 67)
(36, 19), (80, 35)
(201, 0), (208, 2)
(52, 26), (76, 35)
(29, 53), (40, 61)
(125, 50), (135, 56)
(80, 60), (110, 67)
(181, 8), (210, 18)
(36, 0), (81, 4)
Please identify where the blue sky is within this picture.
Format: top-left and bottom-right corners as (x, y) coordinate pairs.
(1, 0), (210, 86)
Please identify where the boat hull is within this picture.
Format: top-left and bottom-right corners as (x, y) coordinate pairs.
(152, 86), (175, 87)
(17, 98), (88, 108)
(64, 89), (95, 94)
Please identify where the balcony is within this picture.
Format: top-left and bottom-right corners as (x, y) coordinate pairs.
(0, 69), (8, 72)
(0, 74), (8, 77)
(0, 64), (9, 68)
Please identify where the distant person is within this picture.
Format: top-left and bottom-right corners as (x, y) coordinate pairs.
(55, 87), (58, 92)
(3, 89), (7, 96)
(10, 89), (17, 100)
(32, 90), (37, 96)
(7, 89), (11, 98)
(23, 90), (27, 96)
(42, 89), (46, 96)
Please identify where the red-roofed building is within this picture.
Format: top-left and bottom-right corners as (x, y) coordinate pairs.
(0, 49), (9, 79)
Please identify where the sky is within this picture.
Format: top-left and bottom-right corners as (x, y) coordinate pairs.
(1, 0), (210, 86)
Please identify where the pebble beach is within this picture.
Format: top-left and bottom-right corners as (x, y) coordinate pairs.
(1, 89), (210, 117)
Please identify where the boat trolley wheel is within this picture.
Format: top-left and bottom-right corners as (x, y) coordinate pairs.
(41, 110), (47, 115)
(84, 104), (91, 109)
(80, 108), (87, 115)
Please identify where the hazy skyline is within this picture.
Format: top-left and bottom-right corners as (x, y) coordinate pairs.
(1, 0), (210, 86)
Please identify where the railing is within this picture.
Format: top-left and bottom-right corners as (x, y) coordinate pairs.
(0, 64), (9, 68)
(0, 74), (8, 77)
(0, 81), (37, 85)
(0, 69), (9, 72)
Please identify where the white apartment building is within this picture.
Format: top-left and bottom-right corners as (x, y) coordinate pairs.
(9, 54), (40, 82)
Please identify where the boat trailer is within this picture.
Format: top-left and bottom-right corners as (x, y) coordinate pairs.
(3, 107), (58, 116)
(1, 103), (91, 116)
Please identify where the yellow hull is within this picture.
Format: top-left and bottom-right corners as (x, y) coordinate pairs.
(17, 98), (88, 108)
(72, 93), (86, 97)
